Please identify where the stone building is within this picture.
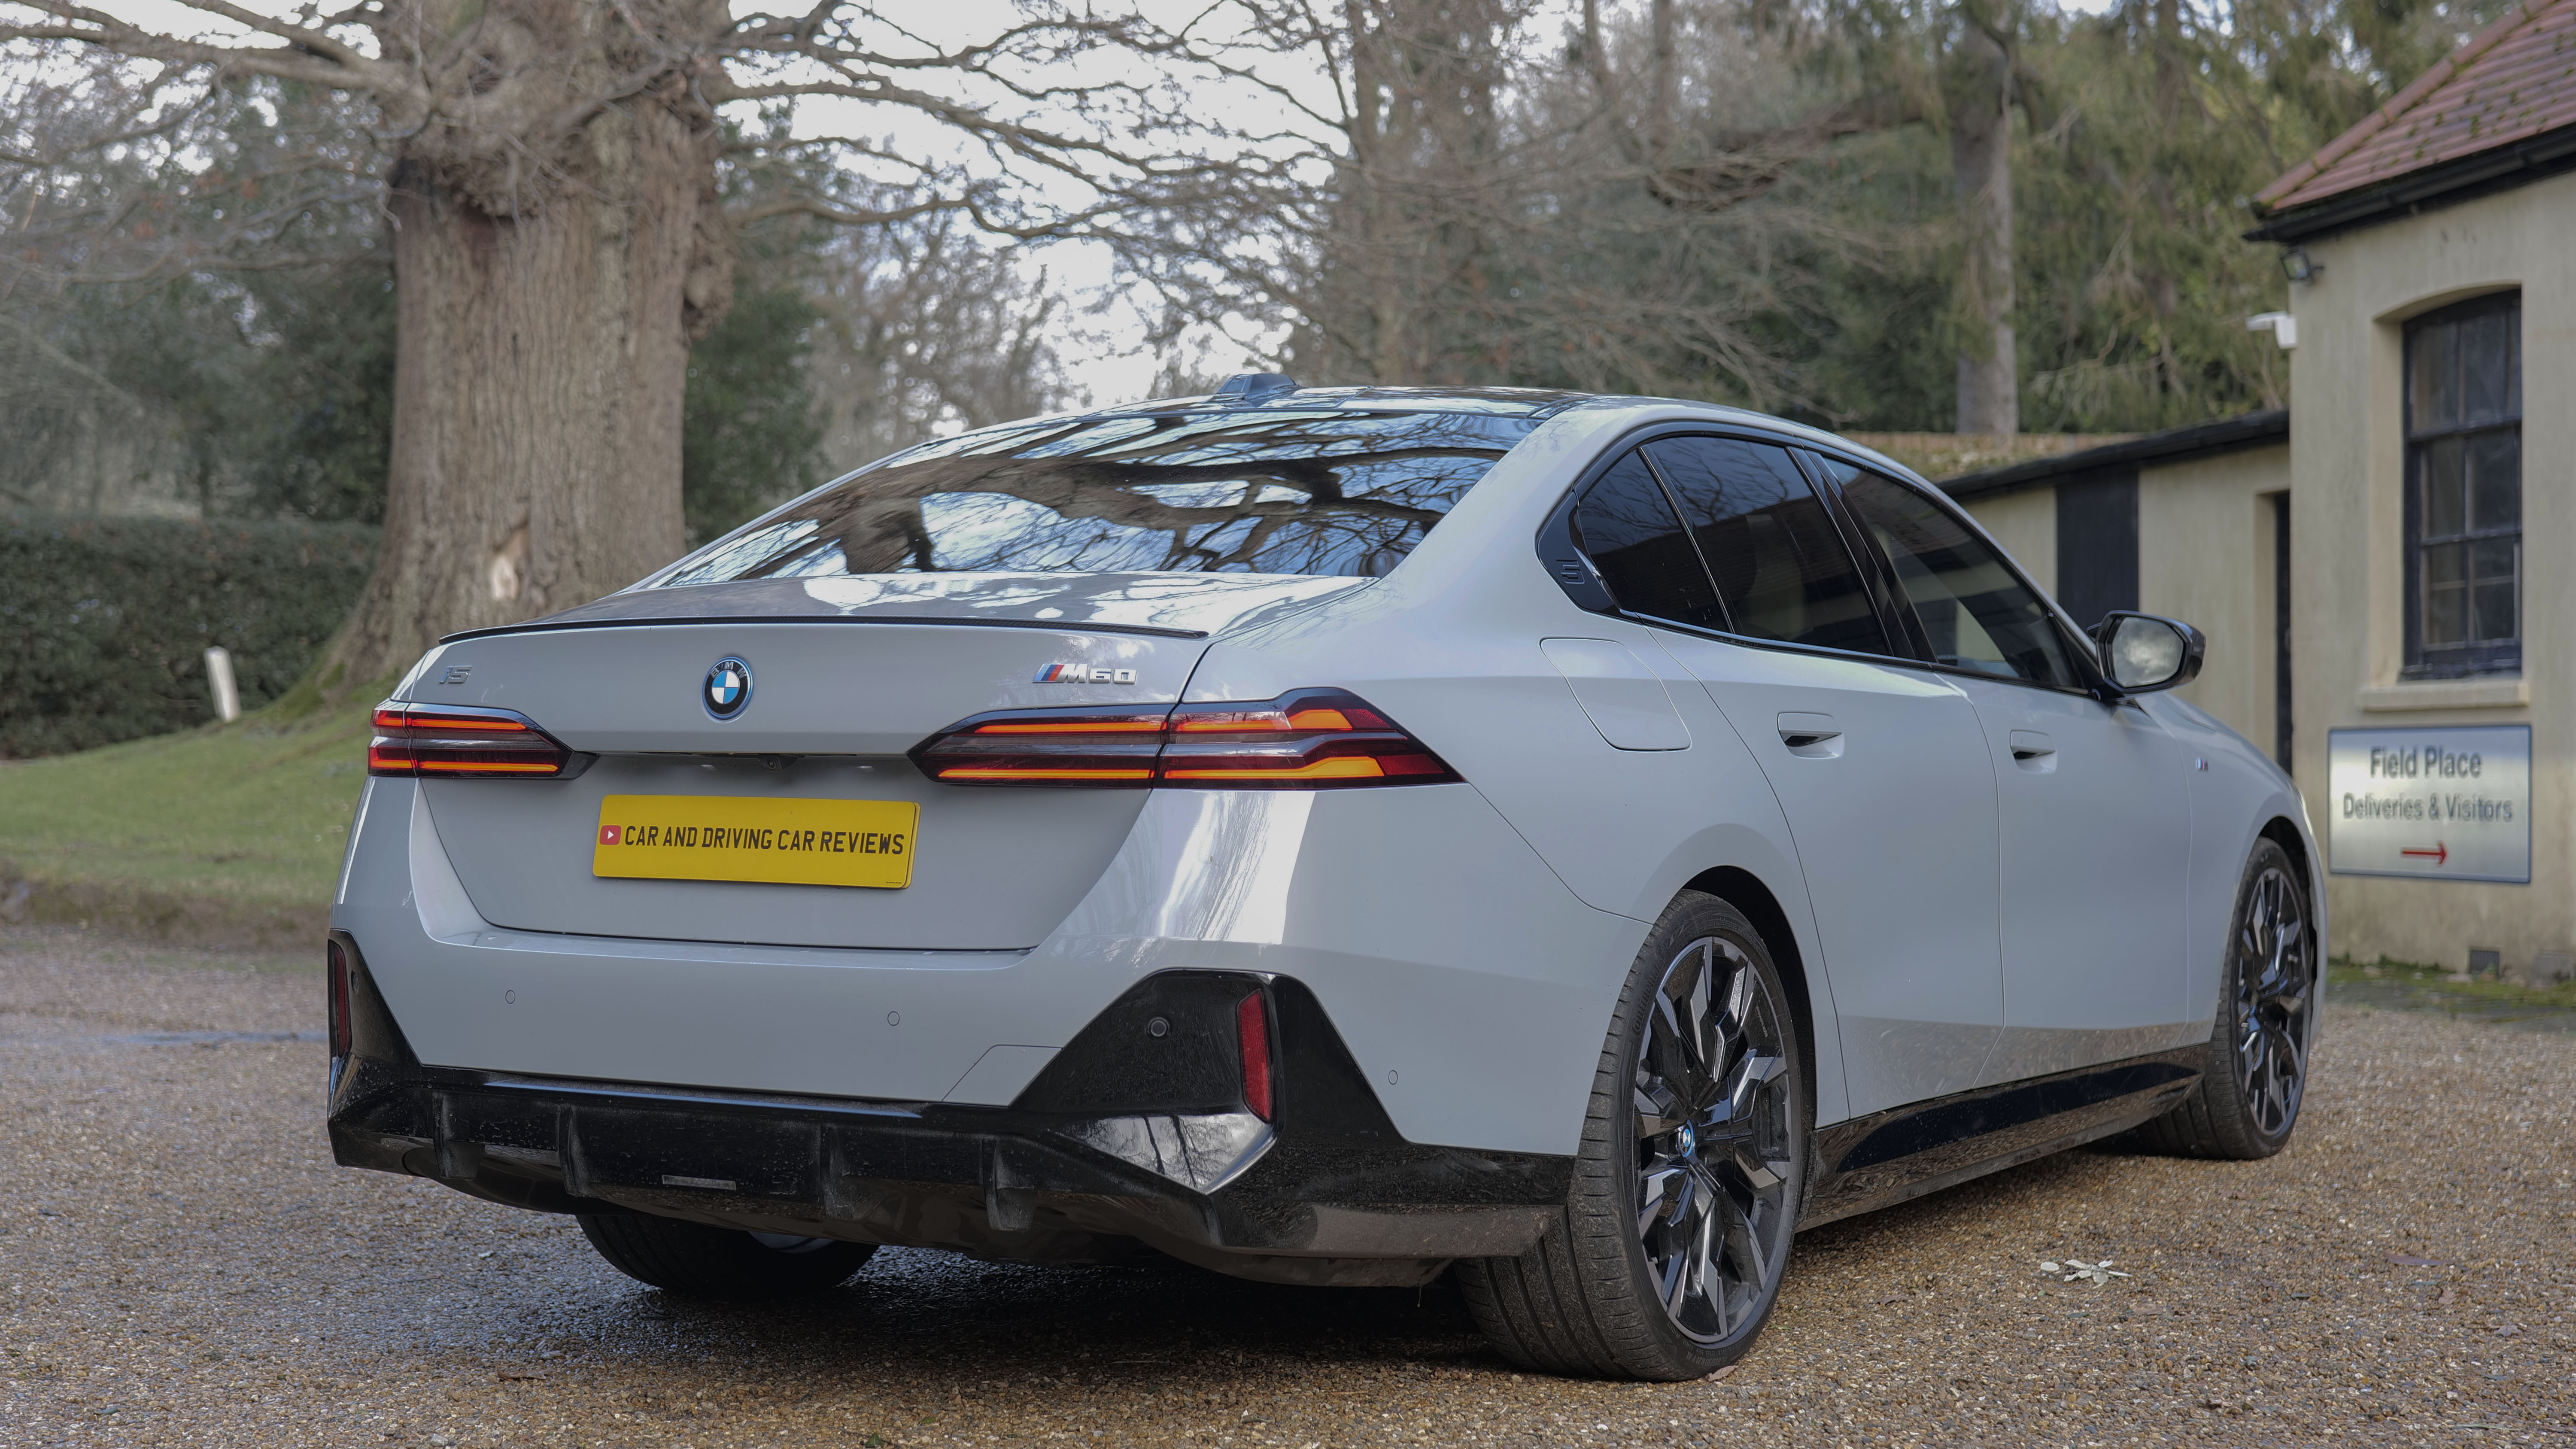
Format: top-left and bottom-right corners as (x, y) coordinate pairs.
(1944, 0), (2576, 980)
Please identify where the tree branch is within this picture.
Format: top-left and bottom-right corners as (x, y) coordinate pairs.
(0, 0), (411, 98)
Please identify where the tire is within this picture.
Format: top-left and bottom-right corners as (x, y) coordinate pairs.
(2131, 838), (2318, 1160)
(577, 1213), (878, 1299)
(1456, 891), (1807, 1380)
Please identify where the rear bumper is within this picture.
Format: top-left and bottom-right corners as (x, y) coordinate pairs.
(335, 776), (1641, 1159)
(327, 933), (1571, 1287)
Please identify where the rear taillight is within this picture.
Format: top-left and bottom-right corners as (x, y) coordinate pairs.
(910, 689), (1459, 789)
(367, 702), (575, 778)
(1163, 690), (1457, 786)
(1236, 989), (1274, 1121)
(907, 707), (1168, 784)
(326, 939), (352, 1063)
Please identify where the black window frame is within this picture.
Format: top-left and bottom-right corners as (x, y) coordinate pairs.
(1540, 425), (1916, 666)
(2402, 291), (2522, 679)
(1797, 447), (2110, 699)
(1537, 422), (2104, 697)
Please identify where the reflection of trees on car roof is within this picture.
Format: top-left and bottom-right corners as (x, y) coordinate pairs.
(659, 409), (1544, 582)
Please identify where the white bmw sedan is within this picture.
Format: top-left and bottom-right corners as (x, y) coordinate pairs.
(328, 378), (2320, 1379)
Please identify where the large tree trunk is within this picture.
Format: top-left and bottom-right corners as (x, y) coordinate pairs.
(314, 11), (731, 691)
(1331, 0), (1509, 386)
(1948, 21), (2017, 437)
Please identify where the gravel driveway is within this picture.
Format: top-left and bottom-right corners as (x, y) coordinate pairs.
(1, 926), (2569, 1448)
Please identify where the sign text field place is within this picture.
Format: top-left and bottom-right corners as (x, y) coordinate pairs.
(2327, 724), (2530, 883)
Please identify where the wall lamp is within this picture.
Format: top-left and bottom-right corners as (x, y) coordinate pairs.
(2279, 248), (2324, 284)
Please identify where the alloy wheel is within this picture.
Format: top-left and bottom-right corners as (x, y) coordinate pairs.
(2233, 864), (2314, 1137)
(1632, 936), (1795, 1343)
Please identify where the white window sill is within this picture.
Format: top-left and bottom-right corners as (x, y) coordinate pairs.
(2357, 678), (2528, 711)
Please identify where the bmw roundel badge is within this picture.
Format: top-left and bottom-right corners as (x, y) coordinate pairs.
(702, 656), (753, 720)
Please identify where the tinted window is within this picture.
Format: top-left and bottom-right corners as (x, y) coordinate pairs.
(1643, 437), (1889, 655)
(2405, 292), (2520, 676)
(1569, 450), (1727, 629)
(1831, 466), (2079, 689)
(658, 407), (1540, 583)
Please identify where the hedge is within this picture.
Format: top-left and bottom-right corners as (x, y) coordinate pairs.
(0, 512), (379, 758)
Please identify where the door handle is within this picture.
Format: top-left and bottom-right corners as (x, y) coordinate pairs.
(2009, 730), (2056, 771)
(1777, 713), (1843, 758)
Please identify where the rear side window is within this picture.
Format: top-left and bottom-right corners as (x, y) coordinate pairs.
(1831, 466), (2080, 690)
(1643, 437), (1890, 656)
(1568, 450), (1728, 629)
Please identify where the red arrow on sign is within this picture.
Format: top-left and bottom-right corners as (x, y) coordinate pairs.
(2400, 842), (2448, 865)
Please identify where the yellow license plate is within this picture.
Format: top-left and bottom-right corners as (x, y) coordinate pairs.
(592, 795), (920, 889)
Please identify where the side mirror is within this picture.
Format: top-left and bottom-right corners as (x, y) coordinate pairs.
(2091, 612), (2206, 694)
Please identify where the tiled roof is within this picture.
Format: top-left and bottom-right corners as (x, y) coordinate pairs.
(2257, 0), (2576, 212)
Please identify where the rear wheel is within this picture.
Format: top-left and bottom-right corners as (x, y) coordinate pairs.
(1457, 892), (1805, 1380)
(577, 1213), (877, 1299)
(2132, 838), (2316, 1159)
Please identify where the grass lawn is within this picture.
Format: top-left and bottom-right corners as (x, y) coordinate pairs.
(0, 704), (371, 914)
(2327, 956), (2576, 1033)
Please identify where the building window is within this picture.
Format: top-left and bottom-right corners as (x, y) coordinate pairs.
(2405, 293), (2521, 677)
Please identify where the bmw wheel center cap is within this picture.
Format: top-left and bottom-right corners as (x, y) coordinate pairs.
(703, 656), (753, 720)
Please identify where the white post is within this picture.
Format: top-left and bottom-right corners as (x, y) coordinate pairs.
(205, 646), (241, 723)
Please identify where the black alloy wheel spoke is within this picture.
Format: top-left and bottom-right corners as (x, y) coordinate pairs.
(1634, 935), (1793, 1345)
(2232, 865), (2312, 1138)
(1720, 1192), (1772, 1294)
(1636, 1082), (1686, 1139)
(1722, 1051), (1786, 1122)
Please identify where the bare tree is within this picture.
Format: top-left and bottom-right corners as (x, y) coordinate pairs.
(1149, 1), (1921, 413)
(804, 212), (1074, 466)
(0, 2), (1238, 688)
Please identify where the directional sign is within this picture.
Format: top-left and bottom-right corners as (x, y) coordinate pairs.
(2327, 724), (2530, 884)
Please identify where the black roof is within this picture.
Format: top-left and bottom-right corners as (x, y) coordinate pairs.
(1939, 410), (2290, 501)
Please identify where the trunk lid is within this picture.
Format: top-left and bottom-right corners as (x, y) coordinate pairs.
(403, 573), (1366, 950)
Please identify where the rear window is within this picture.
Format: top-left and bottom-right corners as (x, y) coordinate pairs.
(657, 408), (1543, 584)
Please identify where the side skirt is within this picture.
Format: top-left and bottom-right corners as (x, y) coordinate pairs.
(1797, 1047), (2203, 1229)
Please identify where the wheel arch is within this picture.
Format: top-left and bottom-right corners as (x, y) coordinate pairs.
(2258, 814), (2315, 904)
(1682, 865), (1820, 1127)
(2257, 811), (2327, 975)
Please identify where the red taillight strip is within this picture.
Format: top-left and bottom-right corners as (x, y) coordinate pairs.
(403, 711), (535, 733)
(368, 702), (575, 779)
(910, 705), (1173, 784)
(1162, 756), (1390, 781)
(973, 720), (1165, 735)
(910, 689), (1459, 789)
(936, 767), (1155, 781)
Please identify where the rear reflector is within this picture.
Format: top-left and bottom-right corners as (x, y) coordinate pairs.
(326, 939), (352, 1063)
(367, 702), (578, 778)
(911, 689), (1460, 789)
(1236, 990), (1274, 1121)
